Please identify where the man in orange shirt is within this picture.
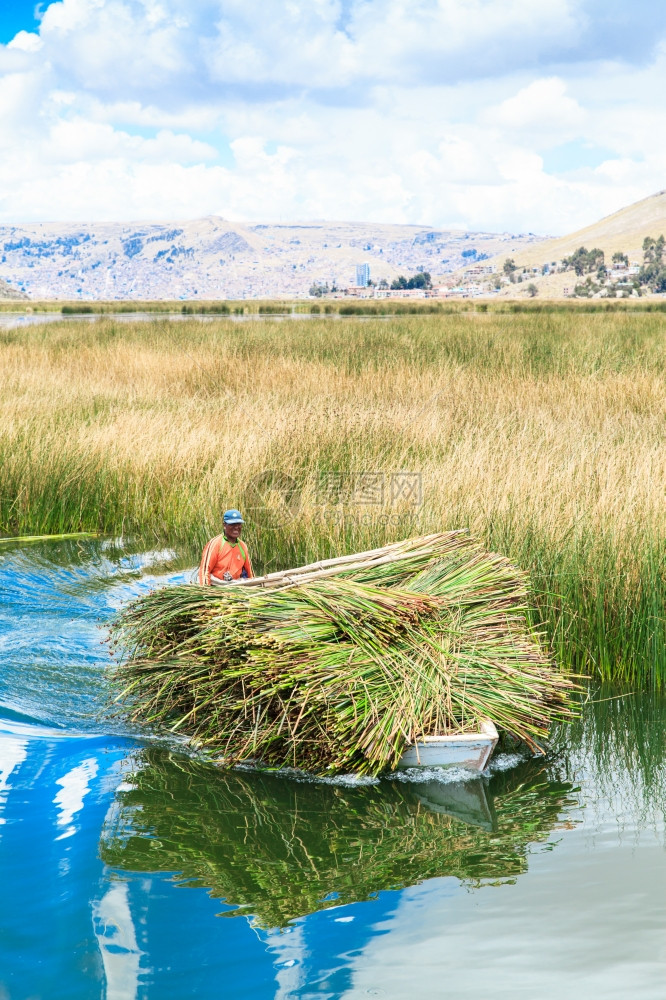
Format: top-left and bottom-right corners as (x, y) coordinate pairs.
(198, 509), (254, 585)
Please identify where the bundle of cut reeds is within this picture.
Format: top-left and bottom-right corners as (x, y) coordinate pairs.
(111, 532), (579, 775)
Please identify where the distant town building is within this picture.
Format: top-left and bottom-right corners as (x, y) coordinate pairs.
(607, 262), (640, 279)
(463, 264), (496, 277)
(355, 263), (371, 287)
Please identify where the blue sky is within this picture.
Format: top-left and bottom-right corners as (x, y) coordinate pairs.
(0, 2), (40, 44)
(1, 1), (666, 232)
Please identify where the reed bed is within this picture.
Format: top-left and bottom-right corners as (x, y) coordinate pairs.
(3, 298), (666, 315)
(112, 533), (578, 774)
(2, 309), (666, 684)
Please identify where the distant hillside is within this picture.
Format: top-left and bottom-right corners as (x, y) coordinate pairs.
(494, 190), (666, 271)
(0, 217), (546, 300)
(468, 190), (666, 299)
(0, 276), (27, 300)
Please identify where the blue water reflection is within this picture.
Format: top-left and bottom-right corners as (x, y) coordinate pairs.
(0, 715), (133, 997)
(1, 540), (664, 999)
(0, 710), (403, 999)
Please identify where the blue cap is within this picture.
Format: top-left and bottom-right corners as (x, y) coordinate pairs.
(223, 509), (245, 524)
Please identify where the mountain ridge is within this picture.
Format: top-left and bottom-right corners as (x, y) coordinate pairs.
(491, 190), (666, 271)
(0, 216), (546, 300)
(0, 276), (27, 300)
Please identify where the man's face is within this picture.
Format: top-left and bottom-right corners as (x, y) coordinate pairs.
(224, 522), (243, 540)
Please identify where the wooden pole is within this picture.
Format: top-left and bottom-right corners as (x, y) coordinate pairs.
(209, 531), (469, 590)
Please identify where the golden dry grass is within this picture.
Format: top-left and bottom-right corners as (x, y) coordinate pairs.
(2, 309), (666, 681)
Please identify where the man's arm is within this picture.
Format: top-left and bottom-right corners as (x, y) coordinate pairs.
(199, 535), (222, 585)
(209, 537), (228, 583)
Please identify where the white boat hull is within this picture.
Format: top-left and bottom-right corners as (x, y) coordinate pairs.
(397, 719), (498, 772)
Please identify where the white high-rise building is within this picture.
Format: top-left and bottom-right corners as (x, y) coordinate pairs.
(355, 263), (371, 287)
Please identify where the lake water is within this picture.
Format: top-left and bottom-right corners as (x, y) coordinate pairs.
(0, 312), (290, 329)
(0, 311), (366, 330)
(1, 539), (664, 999)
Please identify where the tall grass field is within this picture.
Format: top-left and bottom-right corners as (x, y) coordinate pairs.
(2, 309), (665, 686)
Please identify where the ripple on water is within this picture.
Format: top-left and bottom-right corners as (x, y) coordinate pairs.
(0, 539), (190, 734)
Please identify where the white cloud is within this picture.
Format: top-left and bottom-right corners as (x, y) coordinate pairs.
(7, 31), (43, 53)
(0, 0), (664, 231)
(349, 0), (582, 83)
(493, 78), (586, 133)
(47, 119), (217, 163)
(435, 135), (501, 185)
